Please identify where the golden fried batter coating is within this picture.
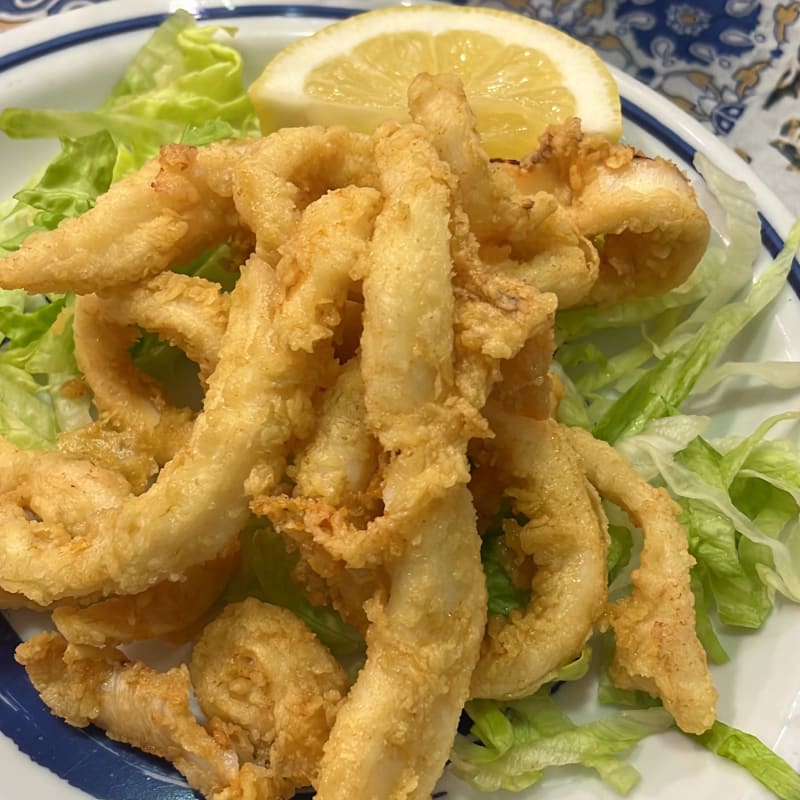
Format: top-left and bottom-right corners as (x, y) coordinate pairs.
(565, 426), (717, 734)
(191, 599), (348, 793)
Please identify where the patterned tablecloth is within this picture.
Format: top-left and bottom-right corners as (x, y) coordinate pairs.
(1, 0), (799, 215)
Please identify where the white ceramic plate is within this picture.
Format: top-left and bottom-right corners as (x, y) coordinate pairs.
(1, 2), (800, 799)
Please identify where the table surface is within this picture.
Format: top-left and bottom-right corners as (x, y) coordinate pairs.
(1, 0), (799, 216)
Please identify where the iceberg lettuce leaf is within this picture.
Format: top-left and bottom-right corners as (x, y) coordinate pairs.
(453, 694), (671, 795)
(691, 721), (800, 800)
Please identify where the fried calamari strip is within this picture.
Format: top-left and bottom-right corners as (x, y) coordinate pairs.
(290, 358), (381, 520)
(565, 426), (717, 734)
(191, 599), (348, 794)
(0, 145), (240, 294)
(316, 489), (484, 800)
(51, 549), (238, 646)
(285, 358), (385, 632)
(470, 414), (608, 699)
(408, 73), (599, 308)
(312, 122), (487, 800)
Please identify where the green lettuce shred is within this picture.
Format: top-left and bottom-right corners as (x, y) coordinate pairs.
(452, 693), (672, 794)
(481, 504), (531, 617)
(691, 721), (800, 800)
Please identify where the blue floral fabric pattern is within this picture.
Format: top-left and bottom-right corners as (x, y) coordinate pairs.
(0, 0), (96, 22)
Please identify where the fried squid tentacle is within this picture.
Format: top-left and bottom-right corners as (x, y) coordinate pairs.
(15, 632), (241, 797)
(15, 632), (286, 800)
(564, 426), (718, 734)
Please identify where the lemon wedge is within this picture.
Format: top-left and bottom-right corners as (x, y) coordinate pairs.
(248, 4), (622, 158)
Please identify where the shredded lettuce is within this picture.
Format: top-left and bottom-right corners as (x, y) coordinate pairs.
(0, 293), (90, 447)
(607, 523), (634, 586)
(690, 721), (800, 800)
(0, 12), (256, 177)
(452, 693), (672, 794)
(1, 10), (256, 254)
(481, 505), (531, 617)
(590, 219), (800, 443)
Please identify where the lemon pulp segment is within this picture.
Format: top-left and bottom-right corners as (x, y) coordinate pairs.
(248, 5), (622, 158)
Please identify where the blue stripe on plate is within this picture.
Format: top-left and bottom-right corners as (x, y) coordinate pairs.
(0, 5), (361, 72)
(0, 8), (797, 800)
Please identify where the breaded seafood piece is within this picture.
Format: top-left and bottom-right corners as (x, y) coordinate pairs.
(70, 271), (230, 472)
(51, 548), (238, 646)
(0, 144), (241, 294)
(0, 178), (380, 605)
(470, 414), (608, 699)
(191, 599), (348, 793)
(97, 271), (230, 384)
(409, 72), (599, 309)
(310, 122), (487, 800)
(565, 426), (718, 734)
(16, 631), (240, 797)
(500, 118), (711, 305)
(15, 631), (288, 800)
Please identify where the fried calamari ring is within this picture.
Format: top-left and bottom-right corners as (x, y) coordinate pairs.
(72, 294), (194, 465)
(99, 272), (230, 383)
(70, 272), (230, 470)
(470, 414), (608, 699)
(191, 599), (348, 794)
(564, 426), (717, 734)
(0, 179), (380, 605)
(228, 126), (378, 264)
(502, 118), (711, 305)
